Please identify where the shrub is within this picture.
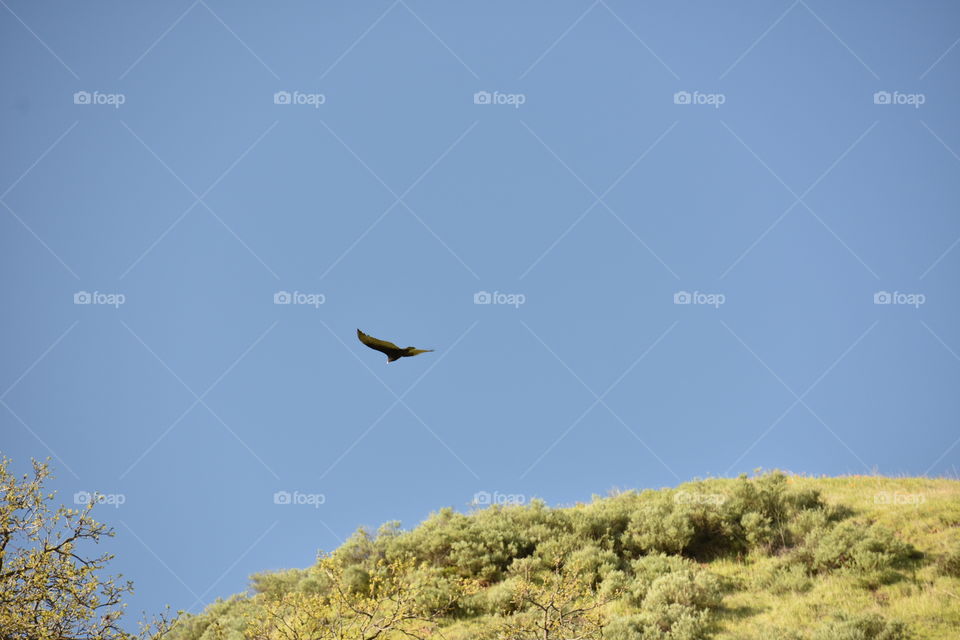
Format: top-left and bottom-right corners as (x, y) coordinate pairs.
(625, 493), (698, 556)
(627, 554), (698, 605)
(936, 547), (960, 578)
(642, 570), (724, 611)
(623, 473), (830, 560)
(799, 521), (918, 575)
(811, 613), (910, 640)
(606, 607), (710, 640)
(756, 561), (813, 594)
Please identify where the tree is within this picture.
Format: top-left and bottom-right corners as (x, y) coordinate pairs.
(248, 554), (471, 640)
(0, 456), (171, 640)
(496, 556), (621, 640)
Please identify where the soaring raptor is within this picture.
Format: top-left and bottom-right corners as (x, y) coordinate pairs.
(357, 329), (434, 363)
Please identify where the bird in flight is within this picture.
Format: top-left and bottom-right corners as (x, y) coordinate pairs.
(357, 329), (434, 363)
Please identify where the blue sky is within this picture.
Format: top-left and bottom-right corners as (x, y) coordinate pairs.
(2, 0), (959, 626)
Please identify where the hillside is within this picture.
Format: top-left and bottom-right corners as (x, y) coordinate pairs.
(168, 473), (960, 640)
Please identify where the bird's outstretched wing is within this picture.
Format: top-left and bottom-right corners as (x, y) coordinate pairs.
(357, 329), (402, 356)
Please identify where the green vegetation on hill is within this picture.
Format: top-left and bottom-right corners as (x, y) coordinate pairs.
(170, 472), (960, 640)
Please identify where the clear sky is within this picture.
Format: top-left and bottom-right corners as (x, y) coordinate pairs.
(2, 0), (959, 626)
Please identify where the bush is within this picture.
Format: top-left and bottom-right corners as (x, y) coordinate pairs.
(627, 554), (698, 605)
(623, 473), (830, 560)
(642, 570), (724, 611)
(606, 607), (710, 640)
(811, 613), (910, 640)
(936, 547), (960, 578)
(755, 561), (813, 594)
(798, 521), (918, 575)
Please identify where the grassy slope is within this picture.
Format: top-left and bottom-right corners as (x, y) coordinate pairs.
(706, 475), (960, 639)
(177, 475), (960, 640)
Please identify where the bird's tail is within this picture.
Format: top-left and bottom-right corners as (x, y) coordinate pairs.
(408, 349), (434, 356)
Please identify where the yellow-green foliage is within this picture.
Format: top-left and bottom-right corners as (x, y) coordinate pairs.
(169, 472), (960, 640)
